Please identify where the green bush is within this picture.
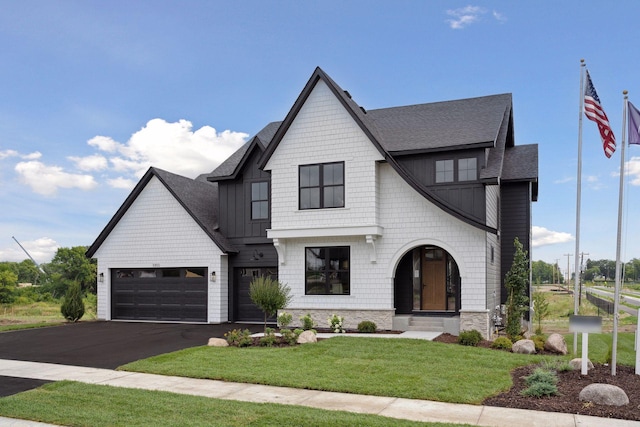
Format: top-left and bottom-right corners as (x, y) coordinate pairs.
(532, 335), (546, 353)
(277, 311), (292, 328)
(280, 328), (302, 345)
(521, 367), (559, 398)
(357, 320), (377, 333)
(327, 314), (345, 333)
(521, 381), (559, 397)
(260, 327), (277, 347)
(458, 329), (483, 346)
(60, 282), (85, 322)
(300, 313), (315, 330)
(224, 329), (253, 347)
(490, 336), (513, 350)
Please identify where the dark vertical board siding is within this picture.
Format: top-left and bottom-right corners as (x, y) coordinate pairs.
(500, 182), (531, 304)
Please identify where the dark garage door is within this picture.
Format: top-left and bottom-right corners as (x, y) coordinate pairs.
(235, 267), (277, 322)
(111, 267), (207, 322)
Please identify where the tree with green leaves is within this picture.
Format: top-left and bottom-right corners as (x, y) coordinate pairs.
(0, 269), (18, 304)
(249, 275), (292, 333)
(505, 237), (530, 340)
(47, 246), (96, 295)
(532, 291), (549, 335)
(60, 281), (85, 322)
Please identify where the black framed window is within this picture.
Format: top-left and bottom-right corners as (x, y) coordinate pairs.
(435, 160), (454, 183)
(251, 181), (269, 220)
(299, 162), (344, 209)
(458, 158), (477, 181)
(436, 158), (477, 183)
(305, 246), (350, 295)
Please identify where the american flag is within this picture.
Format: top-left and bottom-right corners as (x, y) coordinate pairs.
(584, 70), (616, 158)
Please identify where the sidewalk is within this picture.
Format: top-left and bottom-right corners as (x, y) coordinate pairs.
(0, 359), (638, 427)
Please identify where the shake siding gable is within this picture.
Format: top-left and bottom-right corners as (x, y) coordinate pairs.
(265, 80), (384, 231)
(92, 177), (227, 322)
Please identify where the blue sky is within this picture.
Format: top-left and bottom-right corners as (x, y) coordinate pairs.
(1, 1), (639, 276)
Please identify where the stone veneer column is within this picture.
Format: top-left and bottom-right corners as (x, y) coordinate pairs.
(459, 309), (490, 339)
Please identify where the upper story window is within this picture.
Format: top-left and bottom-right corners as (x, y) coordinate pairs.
(251, 181), (269, 220)
(299, 162), (344, 210)
(435, 158), (477, 183)
(435, 160), (454, 183)
(458, 158), (477, 181)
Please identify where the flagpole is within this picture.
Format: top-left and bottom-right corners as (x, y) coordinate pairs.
(574, 59), (586, 355)
(612, 90), (628, 376)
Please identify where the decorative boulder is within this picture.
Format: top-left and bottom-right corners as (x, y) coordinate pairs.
(579, 384), (629, 406)
(207, 338), (229, 347)
(544, 333), (568, 355)
(512, 339), (536, 354)
(569, 358), (594, 371)
(297, 330), (317, 344)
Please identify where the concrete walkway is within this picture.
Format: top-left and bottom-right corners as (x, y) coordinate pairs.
(0, 359), (638, 427)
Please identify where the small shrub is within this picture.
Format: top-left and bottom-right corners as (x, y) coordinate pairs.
(60, 282), (85, 322)
(260, 327), (277, 347)
(532, 335), (546, 352)
(521, 381), (559, 397)
(490, 336), (513, 350)
(327, 314), (345, 333)
(525, 368), (558, 386)
(280, 328), (302, 345)
(224, 329), (253, 347)
(357, 320), (377, 333)
(277, 311), (292, 328)
(300, 313), (315, 330)
(458, 329), (483, 346)
(521, 368), (559, 397)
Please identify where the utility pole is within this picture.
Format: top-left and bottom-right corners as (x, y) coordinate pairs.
(564, 253), (573, 289)
(555, 258), (560, 285)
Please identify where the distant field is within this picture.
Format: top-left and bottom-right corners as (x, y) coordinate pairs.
(0, 299), (96, 331)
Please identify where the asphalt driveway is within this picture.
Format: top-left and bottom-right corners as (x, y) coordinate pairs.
(0, 321), (262, 396)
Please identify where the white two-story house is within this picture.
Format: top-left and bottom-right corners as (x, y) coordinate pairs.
(87, 67), (538, 339)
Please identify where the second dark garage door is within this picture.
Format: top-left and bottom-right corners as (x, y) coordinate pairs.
(111, 267), (207, 322)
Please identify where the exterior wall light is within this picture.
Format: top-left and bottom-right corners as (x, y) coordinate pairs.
(210, 271), (216, 282)
(99, 272), (104, 282)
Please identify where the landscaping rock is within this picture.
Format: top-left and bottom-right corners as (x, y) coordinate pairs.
(207, 338), (229, 347)
(569, 358), (594, 371)
(297, 330), (317, 344)
(579, 383), (629, 406)
(544, 333), (568, 355)
(512, 339), (536, 354)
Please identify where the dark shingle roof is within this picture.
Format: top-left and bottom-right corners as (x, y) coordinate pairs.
(207, 121), (282, 181)
(86, 167), (236, 257)
(369, 94), (512, 153)
(502, 144), (539, 200)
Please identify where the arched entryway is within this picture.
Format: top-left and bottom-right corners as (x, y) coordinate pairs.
(394, 245), (461, 314)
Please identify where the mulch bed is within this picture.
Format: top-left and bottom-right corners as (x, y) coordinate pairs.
(433, 333), (640, 421)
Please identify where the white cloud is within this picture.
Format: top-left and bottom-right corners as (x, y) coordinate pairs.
(554, 176), (574, 184)
(0, 237), (59, 264)
(532, 226), (574, 247)
(68, 154), (108, 171)
(445, 6), (505, 29)
(87, 135), (122, 153)
(446, 6), (484, 29)
(15, 161), (98, 196)
(0, 149), (19, 159)
(626, 156), (640, 186)
(97, 118), (248, 179)
(22, 151), (42, 160)
(107, 176), (136, 190)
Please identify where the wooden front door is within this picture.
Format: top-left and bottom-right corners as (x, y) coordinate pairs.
(421, 248), (447, 310)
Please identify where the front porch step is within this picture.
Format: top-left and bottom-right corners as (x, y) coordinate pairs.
(406, 316), (445, 332)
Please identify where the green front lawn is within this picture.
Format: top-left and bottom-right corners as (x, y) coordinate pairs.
(0, 381), (468, 427)
(121, 336), (554, 405)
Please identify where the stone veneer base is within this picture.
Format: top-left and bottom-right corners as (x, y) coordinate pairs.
(279, 309), (395, 331)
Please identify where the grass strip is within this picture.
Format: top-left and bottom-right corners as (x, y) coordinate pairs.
(0, 381), (468, 427)
(121, 336), (553, 404)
